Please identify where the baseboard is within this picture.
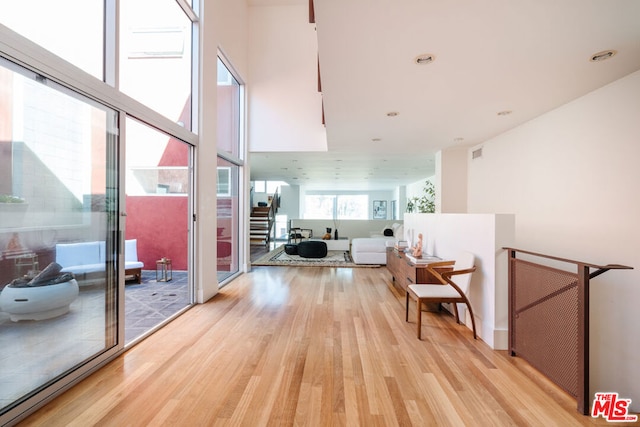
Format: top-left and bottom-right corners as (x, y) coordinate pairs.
(492, 328), (508, 350)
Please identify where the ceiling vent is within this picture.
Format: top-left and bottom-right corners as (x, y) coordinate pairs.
(472, 147), (483, 159)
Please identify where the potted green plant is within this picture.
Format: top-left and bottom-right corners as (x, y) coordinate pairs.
(0, 194), (26, 204)
(406, 180), (435, 213)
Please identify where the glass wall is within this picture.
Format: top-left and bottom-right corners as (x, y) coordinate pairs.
(0, 58), (118, 414)
(120, 0), (193, 129)
(217, 57), (243, 284)
(216, 158), (239, 282)
(0, 1), (104, 80)
(124, 118), (192, 343)
(304, 195), (369, 219)
(217, 58), (241, 158)
(0, 0), (202, 423)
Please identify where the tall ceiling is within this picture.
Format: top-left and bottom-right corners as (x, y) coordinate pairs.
(248, 0), (640, 190)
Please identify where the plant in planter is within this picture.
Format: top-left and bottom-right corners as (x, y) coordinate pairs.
(406, 180), (435, 213)
(0, 194), (26, 203)
(0, 195), (28, 228)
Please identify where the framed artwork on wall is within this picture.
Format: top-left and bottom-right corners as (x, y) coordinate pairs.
(373, 200), (387, 219)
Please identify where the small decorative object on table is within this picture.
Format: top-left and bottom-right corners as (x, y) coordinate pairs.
(322, 227), (332, 240)
(334, 229), (339, 240)
(411, 233), (423, 258)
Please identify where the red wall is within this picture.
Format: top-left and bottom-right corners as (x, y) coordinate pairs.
(125, 196), (189, 270)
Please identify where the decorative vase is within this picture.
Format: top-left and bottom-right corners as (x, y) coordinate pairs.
(326, 227), (332, 233)
(334, 229), (339, 240)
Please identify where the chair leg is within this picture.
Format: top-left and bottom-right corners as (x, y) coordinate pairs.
(416, 298), (422, 340)
(452, 303), (460, 324)
(464, 300), (477, 339)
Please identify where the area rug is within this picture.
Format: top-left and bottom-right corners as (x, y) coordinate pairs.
(252, 246), (380, 268)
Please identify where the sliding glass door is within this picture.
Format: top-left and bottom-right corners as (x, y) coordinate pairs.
(124, 118), (192, 344)
(0, 58), (119, 416)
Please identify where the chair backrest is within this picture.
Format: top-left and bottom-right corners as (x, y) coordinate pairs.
(125, 239), (138, 262)
(450, 251), (475, 295)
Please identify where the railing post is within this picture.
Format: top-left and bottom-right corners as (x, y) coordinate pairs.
(508, 248), (516, 356)
(577, 264), (589, 415)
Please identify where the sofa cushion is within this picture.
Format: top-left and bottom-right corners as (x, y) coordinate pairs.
(56, 240), (143, 275)
(351, 237), (393, 253)
(60, 263), (105, 275)
(56, 242), (102, 270)
(125, 239), (139, 263)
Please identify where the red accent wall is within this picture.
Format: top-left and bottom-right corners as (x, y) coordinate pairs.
(125, 196), (188, 270)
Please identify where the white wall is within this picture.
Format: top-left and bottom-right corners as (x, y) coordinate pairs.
(406, 178), (430, 201)
(403, 213), (515, 349)
(198, 1), (249, 302)
(437, 148), (468, 213)
(248, 5), (326, 152)
(467, 70), (640, 410)
(278, 184), (300, 220)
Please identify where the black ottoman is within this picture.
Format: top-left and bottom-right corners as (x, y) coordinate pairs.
(284, 244), (298, 255)
(297, 241), (327, 258)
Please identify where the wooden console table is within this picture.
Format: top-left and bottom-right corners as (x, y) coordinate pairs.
(386, 248), (444, 292)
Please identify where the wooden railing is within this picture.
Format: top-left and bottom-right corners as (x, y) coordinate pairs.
(504, 248), (632, 414)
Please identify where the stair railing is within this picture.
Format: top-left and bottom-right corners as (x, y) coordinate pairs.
(504, 247), (632, 414)
(267, 189), (279, 243)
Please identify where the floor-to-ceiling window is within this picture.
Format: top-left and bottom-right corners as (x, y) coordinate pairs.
(119, 0), (195, 343)
(217, 56), (243, 284)
(0, 0), (200, 423)
(0, 57), (119, 417)
(119, 0), (193, 129)
(124, 118), (192, 344)
(0, 1), (104, 80)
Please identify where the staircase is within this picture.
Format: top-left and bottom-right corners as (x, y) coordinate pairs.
(249, 190), (279, 246)
(249, 206), (272, 246)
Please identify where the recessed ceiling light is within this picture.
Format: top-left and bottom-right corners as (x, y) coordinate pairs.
(497, 110), (512, 116)
(372, 138), (381, 142)
(454, 137), (464, 143)
(387, 111), (399, 117)
(414, 54), (435, 65)
(590, 50), (617, 62)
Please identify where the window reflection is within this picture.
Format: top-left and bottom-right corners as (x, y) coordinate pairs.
(0, 0), (104, 79)
(119, 0), (193, 128)
(0, 58), (118, 413)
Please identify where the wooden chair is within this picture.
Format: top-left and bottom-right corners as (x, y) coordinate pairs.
(405, 251), (478, 339)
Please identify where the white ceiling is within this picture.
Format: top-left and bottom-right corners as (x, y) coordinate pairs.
(248, 0), (640, 190)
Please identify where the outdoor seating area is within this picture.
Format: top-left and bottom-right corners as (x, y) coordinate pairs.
(55, 239), (144, 283)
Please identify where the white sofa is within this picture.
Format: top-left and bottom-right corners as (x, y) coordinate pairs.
(351, 223), (403, 265)
(55, 239), (144, 283)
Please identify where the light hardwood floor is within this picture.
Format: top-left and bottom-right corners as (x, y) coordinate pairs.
(20, 265), (626, 426)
